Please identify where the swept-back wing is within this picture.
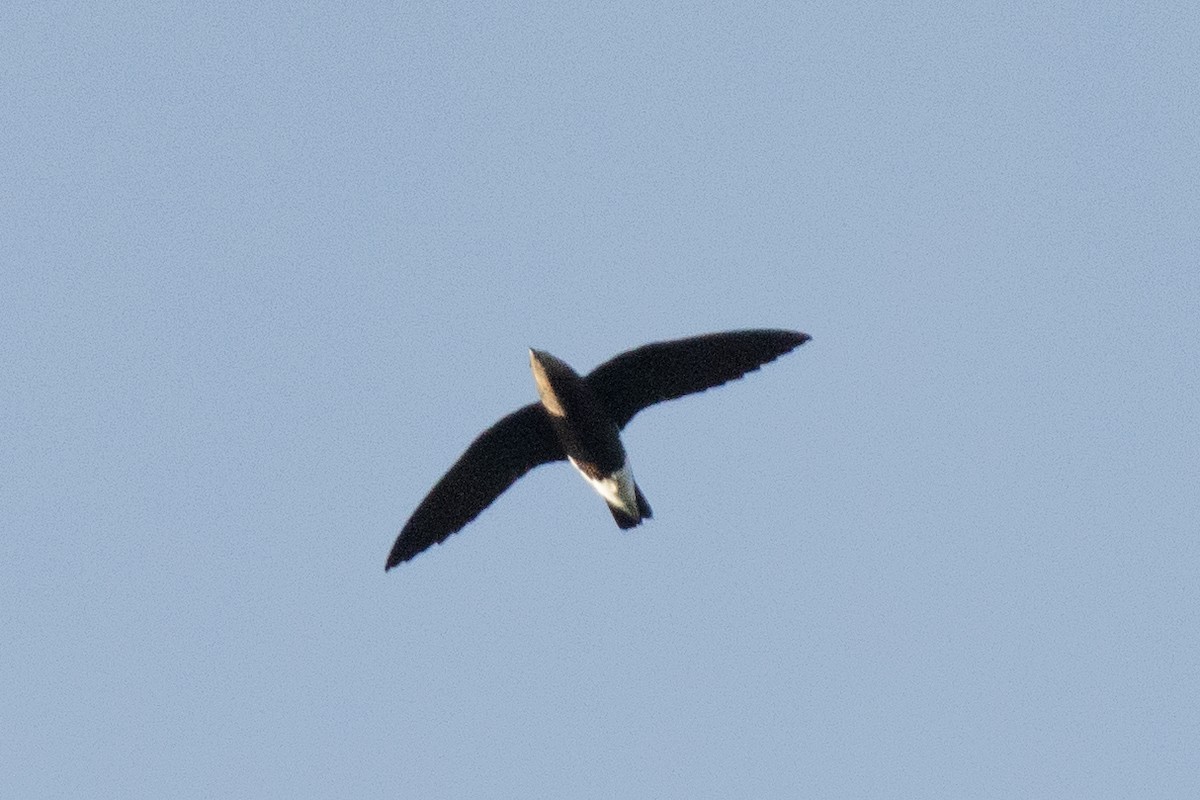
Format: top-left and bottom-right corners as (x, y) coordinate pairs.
(586, 329), (810, 430)
(386, 403), (564, 569)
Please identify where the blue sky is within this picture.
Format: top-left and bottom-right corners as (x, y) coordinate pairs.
(4, 2), (1197, 797)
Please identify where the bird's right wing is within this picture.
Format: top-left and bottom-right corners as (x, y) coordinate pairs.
(586, 329), (810, 430)
(386, 403), (564, 569)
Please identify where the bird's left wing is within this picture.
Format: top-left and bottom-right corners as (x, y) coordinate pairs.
(386, 403), (564, 569)
(585, 329), (810, 430)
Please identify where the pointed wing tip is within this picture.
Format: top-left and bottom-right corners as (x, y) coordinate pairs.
(770, 329), (811, 358)
(783, 329), (811, 347)
(757, 329), (810, 359)
(384, 544), (405, 571)
(385, 527), (422, 571)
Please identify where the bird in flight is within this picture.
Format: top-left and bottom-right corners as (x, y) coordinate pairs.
(386, 329), (810, 569)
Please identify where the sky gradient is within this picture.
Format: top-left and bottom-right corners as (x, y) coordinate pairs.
(4, 2), (1198, 797)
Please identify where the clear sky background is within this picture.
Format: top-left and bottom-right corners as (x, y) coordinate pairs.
(4, 3), (1197, 797)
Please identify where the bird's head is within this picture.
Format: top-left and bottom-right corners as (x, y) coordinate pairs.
(528, 348), (580, 418)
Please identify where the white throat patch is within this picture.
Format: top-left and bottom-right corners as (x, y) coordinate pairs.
(569, 456), (638, 514)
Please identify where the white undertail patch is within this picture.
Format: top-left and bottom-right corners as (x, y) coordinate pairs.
(569, 457), (640, 515)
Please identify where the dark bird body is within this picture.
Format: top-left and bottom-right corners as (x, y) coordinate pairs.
(386, 329), (810, 569)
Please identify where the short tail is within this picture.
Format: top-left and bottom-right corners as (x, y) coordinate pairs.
(608, 483), (653, 529)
